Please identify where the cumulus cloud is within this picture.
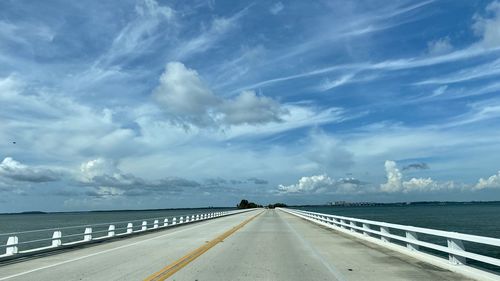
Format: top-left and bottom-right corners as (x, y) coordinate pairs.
(278, 174), (362, 194)
(472, 1), (500, 48)
(475, 171), (500, 189)
(153, 62), (220, 127)
(380, 160), (453, 192)
(0, 157), (60, 183)
(220, 91), (286, 125)
(153, 62), (288, 128)
(380, 160), (403, 192)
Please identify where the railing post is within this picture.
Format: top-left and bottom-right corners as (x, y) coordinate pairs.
(340, 219), (347, 229)
(196, 215), (199, 221)
(108, 225), (115, 237)
(5, 236), (18, 255)
(191, 215), (195, 221)
(362, 223), (371, 236)
(153, 220), (159, 229)
(172, 217), (177, 225)
(163, 218), (168, 227)
(447, 238), (466, 265)
(328, 217), (334, 225)
(405, 231), (419, 251)
(52, 231), (62, 247)
(127, 223), (133, 234)
(350, 221), (357, 232)
(141, 221), (147, 231)
(84, 227), (92, 241)
(186, 216), (190, 223)
(380, 226), (391, 242)
(180, 217), (184, 224)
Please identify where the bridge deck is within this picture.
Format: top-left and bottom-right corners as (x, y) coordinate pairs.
(0, 209), (473, 281)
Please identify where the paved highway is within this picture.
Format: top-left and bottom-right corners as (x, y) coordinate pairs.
(0, 209), (473, 281)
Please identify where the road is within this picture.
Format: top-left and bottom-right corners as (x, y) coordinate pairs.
(0, 209), (473, 281)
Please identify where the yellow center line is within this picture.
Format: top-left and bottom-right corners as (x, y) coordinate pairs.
(143, 210), (263, 281)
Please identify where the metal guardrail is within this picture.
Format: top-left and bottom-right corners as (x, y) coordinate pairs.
(279, 208), (500, 277)
(0, 209), (250, 260)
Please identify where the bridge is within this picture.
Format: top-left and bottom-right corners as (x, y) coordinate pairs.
(0, 208), (499, 280)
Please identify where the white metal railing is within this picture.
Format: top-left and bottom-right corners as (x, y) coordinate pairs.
(279, 208), (500, 271)
(0, 209), (251, 261)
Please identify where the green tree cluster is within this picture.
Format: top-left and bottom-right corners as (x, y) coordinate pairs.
(237, 199), (262, 209)
(267, 203), (287, 209)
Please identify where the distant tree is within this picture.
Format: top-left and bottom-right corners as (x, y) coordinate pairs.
(267, 203), (287, 209)
(237, 199), (262, 209)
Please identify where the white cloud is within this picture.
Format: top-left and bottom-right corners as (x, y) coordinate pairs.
(0, 157), (60, 182)
(270, 2), (284, 15)
(278, 174), (334, 193)
(154, 62), (295, 128)
(219, 90), (287, 125)
(0, 75), (143, 161)
(222, 105), (349, 139)
(380, 160), (403, 192)
(416, 58), (500, 86)
(475, 171), (500, 189)
(0, 20), (55, 45)
(473, 1), (500, 48)
(427, 37), (453, 55)
(172, 9), (246, 60)
(447, 99), (500, 127)
(153, 62), (220, 127)
(78, 158), (201, 196)
(80, 158), (118, 182)
(98, 0), (175, 66)
(278, 174), (362, 194)
(380, 160), (455, 193)
(317, 73), (355, 91)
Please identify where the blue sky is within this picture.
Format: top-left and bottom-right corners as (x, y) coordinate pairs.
(1, 0), (500, 212)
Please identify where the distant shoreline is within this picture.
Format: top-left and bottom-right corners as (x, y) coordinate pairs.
(292, 200), (500, 208)
(0, 206), (235, 215)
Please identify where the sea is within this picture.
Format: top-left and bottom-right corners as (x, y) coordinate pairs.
(0, 208), (232, 251)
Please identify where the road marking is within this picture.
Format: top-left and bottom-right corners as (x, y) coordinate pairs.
(0, 212), (256, 281)
(144, 211), (262, 281)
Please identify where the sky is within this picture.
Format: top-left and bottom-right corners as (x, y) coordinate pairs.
(1, 0), (500, 212)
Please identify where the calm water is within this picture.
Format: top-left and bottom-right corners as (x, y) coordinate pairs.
(0, 208), (233, 251)
(298, 203), (500, 238)
(299, 203), (500, 272)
